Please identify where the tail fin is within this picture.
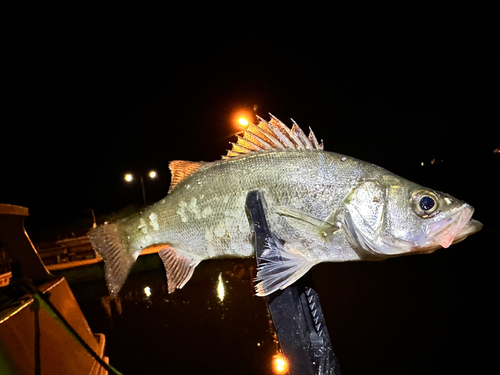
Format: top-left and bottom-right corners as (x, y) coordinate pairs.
(88, 223), (136, 296)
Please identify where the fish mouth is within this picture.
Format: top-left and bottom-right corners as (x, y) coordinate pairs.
(412, 206), (483, 254)
(448, 217), (483, 244)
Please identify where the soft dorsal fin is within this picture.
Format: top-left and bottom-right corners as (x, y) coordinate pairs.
(168, 160), (207, 193)
(223, 114), (324, 159)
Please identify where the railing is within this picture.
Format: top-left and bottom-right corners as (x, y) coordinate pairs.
(0, 236), (96, 273)
(36, 236), (96, 265)
(0, 245), (10, 274)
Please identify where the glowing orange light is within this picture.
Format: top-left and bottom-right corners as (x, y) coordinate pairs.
(233, 109), (253, 130)
(273, 354), (288, 374)
(124, 173), (133, 182)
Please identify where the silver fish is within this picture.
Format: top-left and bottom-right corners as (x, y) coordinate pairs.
(88, 115), (482, 296)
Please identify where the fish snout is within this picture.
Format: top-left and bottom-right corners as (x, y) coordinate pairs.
(432, 204), (482, 248)
(411, 204), (482, 254)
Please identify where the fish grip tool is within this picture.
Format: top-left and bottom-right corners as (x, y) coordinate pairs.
(246, 190), (341, 375)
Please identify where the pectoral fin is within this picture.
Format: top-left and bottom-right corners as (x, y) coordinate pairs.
(274, 206), (339, 242)
(158, 246), (200, 293)
(255, 237), (317, 296)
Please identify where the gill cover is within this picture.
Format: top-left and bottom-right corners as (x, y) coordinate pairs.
(344, 180), (413, 255)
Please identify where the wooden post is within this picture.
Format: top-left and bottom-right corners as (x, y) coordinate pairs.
(0, 204), (55, 282)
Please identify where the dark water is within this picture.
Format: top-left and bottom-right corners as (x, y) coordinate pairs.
(71, 259), (280, 375)
(69, 228), (496, 375)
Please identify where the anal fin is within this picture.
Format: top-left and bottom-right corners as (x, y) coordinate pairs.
(158, 246), (199, 293)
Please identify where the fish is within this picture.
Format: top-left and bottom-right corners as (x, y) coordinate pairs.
(88, 115), (483, 296)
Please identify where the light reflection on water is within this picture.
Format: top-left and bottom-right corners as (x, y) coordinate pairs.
(71, 257), (281, 375)
(273, 354), (288, 374)
(217, 272), (225, 303)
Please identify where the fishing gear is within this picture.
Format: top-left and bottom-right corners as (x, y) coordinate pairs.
(246, 189), (341, 375)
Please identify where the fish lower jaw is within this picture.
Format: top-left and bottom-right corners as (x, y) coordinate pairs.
(410, 243), (442, 254)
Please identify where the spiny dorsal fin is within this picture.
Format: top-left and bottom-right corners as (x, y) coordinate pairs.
(168, 160), (207, 193)
(223, 114), (324, 159)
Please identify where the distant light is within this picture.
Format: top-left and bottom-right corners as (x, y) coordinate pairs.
(421, 162), (424, 167)
(233, 109), (254, 130)
(494, 148), (499, 154)
(125, 173), (133, 182)
(144, 286), (152, 297)
(273, 355), (288, 374)
(149, 170), (157, 179)
(217, 272), (225, 302)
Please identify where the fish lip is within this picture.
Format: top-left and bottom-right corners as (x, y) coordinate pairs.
(434, 205), (474, 248)
(411, 205), (482, 254)
(451, 217), (483, 243)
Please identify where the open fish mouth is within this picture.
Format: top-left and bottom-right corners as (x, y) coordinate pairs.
(413, 206), (483, 254)
(448, 217), (483, 245)
(433, 206), (476, 248)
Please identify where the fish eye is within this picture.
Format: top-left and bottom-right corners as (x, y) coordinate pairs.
(420, 196), (435, 211)
(411, 190), (439, 218)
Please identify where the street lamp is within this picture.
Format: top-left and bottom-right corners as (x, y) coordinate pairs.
(233, 109), (253, 130)
(124, 170), (157, 206)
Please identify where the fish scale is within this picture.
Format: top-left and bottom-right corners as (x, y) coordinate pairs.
(88, 116), (482, 296)
(158, 151), (356, 257)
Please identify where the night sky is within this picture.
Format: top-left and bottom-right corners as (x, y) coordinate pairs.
(2, 2), (498, 236)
